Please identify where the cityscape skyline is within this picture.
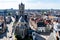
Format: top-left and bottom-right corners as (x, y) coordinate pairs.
(0, 0), (60, 40)
(0, 0), (60, 9)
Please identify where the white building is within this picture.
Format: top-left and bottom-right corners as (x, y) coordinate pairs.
(53, 22), (60, 40)
(37, 21), (46, 32)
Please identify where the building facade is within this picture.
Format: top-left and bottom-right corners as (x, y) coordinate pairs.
(53, 22), (60, 40)
(15, 16), (27, 39)
(0, 16), (6, 34)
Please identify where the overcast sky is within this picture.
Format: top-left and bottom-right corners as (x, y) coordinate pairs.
(0, 0), (60, 9)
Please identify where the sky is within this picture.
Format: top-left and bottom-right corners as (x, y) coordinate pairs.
(0, 0), (60, 9)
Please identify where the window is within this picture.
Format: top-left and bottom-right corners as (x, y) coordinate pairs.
(37, 21), (46, 27)
(57, 25), (60, 29)
(59, 31), (60, 36)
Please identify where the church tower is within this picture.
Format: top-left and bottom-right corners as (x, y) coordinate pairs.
(19, 3), (25, 16)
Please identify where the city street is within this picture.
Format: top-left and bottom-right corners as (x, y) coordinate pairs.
(32, 32), (50, 40)
(6, 16), (15, 40)
(0, 16), (15, 40)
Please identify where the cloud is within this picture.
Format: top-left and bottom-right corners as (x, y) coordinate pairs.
(0, 2), (18, 9)
(0, 0), (17, 2)
(18, 0), (60, 9)
(24, 0), (60, 9)
(0, 0), (60, 9)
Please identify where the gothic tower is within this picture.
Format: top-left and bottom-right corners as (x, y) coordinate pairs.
(19, 3), (25, 16)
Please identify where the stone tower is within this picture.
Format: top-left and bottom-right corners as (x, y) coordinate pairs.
(19, 3), (25, 16)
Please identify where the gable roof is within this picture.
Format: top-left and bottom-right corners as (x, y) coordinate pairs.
(18, 16), (25, 22)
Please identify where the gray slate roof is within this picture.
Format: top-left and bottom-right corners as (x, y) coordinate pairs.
(19, 16), (25, 22)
